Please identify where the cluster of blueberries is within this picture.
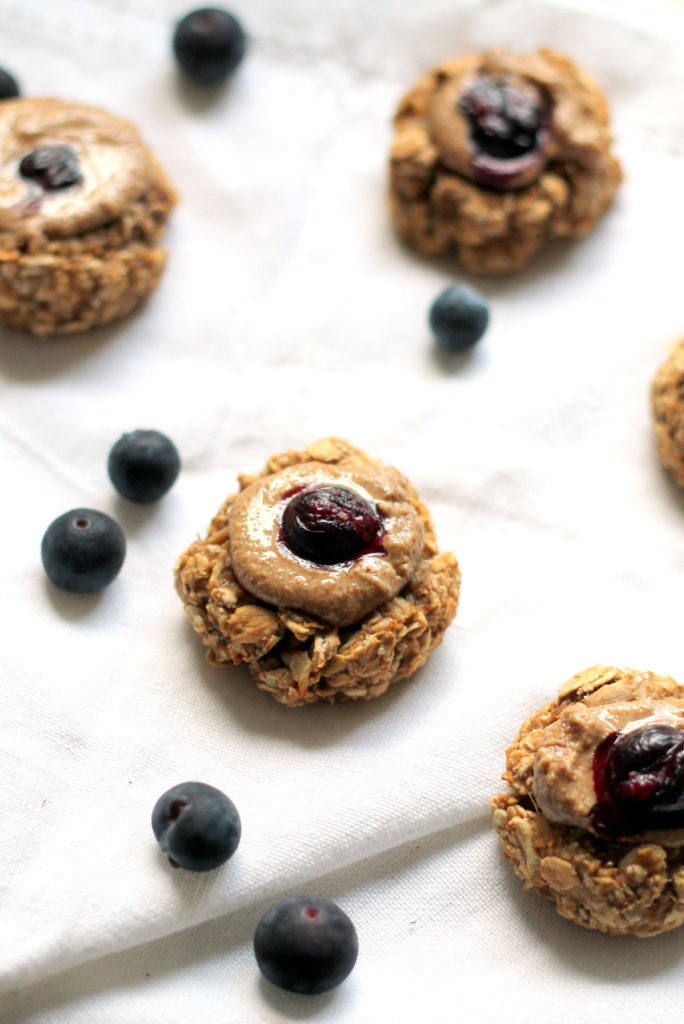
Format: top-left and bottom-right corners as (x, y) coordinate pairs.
(23, 3), (495, 1000)
(153, 782), (358, 995)
(41, 429), (181, 593)
(41, 429), (359, 994)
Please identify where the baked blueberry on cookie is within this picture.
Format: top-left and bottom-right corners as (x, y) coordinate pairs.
(174, 437), (461, 706)
(0, 97), (176, 336)
(492, 665), (684, 936)
(389, 49), (622, 274)
(651, 338), (684, 489)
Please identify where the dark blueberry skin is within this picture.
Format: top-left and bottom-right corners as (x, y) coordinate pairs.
(41, 509), (126, 593)
(0, 67), (20, 100)
(19, 145), (82, 191)
(173, 7), (246, 86)
(108, 429), (181, 503)
(429, 284), (490, 353)
(254, 896), (358, 995)
(281, 485), (383, 565)
(459, 74), (550, 190)
(151, 781), (241, 872)
(591, 724), (684, 838)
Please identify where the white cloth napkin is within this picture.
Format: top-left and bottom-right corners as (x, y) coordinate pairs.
(3, 0), (684, 1019)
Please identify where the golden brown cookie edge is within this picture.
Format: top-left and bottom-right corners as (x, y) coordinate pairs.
(492, 665), (684, 936)
(174, 438), (461, 706)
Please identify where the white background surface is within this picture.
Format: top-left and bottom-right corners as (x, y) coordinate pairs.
(2, 0), (684, 1020)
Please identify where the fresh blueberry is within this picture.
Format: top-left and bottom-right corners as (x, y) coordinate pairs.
(41, 509), (126, 593)
(172, 7), (246, 86)
(459, 73), (550, 190)
(19, 145), (82, 191)
(591, 724), (684, 837)
(254, 895), (358, 995)
(0, 67), (20, 100)
(429, 284), (490, 353)
(151, 781), (241, 872)
(107, 430), (181, 503)
(280, 485), (383, 565)
(460, 75), (546, 161)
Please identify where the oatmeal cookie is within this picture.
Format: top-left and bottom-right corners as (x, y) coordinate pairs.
(0, 97), (176, 336)
(174, 437), (461, 706)
(492, 665), (684, 936)
(651, 338), (684, 488)
(389, 49), (622, 275)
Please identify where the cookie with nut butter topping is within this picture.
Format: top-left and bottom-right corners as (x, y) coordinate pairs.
(0, 97), (176, 336)
(492, 666), (684, 937)
(389, 49), (621, 275)
(174, 437), (460, 706)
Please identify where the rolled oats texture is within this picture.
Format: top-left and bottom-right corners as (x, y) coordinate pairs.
(389, 49), (622, 274)
(492, 666), (684, 937)
(651, 337), (684, 488)
(175, 437), (460, 706)
(0, 99), (176, 337)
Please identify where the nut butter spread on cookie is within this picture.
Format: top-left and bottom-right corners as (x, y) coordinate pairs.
(389, 48), (621, 275)
(532, 697), (684, 843)
(228, 459), (425, 628)
(0, 98), (157, 237)
(421, 49), (613, 193)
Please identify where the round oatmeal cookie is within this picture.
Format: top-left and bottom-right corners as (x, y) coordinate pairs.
(0, 97), (176, 337)
(389, 49), (622, 275)
(492, 665), (684, 937)
(651, 338), (684, 488)
(174, 437), (461, 707)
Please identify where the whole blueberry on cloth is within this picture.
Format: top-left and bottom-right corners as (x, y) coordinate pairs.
(429, 284), (490, 352)
(41, 509), (126, 593)
(172, 7), (246, 86)
(107, 429), (180, 503)
(254, 895), (358, 994)
(152, 781), (241, 871)
(0, 67), (20, 100)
